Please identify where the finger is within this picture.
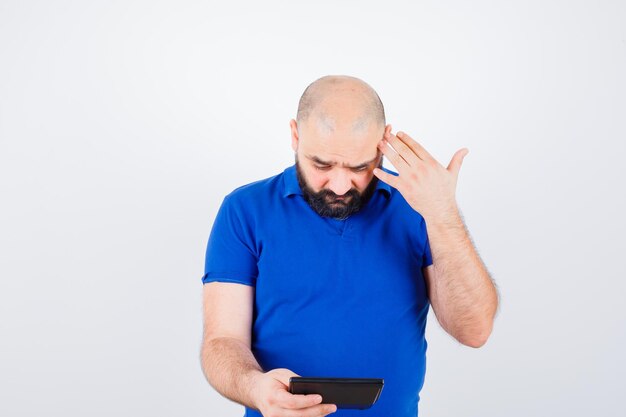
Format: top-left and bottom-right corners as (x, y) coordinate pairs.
(290, 403), (338, 417)
(378, 138), (410, 172)
(396, 131), (436, 162)
(373, 166), (400, 189)
(275, 390), (323, 410)
(446, 148), (469, 177)
(384, 131), (422, 166)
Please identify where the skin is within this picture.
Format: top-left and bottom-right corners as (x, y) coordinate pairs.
(200, 76), (499, 416)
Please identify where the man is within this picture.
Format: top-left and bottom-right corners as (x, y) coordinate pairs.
(200, 75), (499, 417)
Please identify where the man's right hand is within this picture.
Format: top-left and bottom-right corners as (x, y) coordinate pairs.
(250, 368), (337, 417)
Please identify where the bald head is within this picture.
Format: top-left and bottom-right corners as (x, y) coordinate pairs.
(296, 75), (386, 136)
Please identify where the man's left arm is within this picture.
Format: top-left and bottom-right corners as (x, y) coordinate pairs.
(373, 127), (499, 348)
(422, 210), (498, 348)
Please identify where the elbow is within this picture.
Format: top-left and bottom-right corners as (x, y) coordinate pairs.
(463, 334), (489, 349)
(459, 321), (494, 349)
(463, 292), (499, 348)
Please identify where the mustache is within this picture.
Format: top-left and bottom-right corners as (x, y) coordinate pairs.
(317, 189), (358, 200)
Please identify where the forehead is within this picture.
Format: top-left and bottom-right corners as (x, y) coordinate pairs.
(299, 118), (382, 164)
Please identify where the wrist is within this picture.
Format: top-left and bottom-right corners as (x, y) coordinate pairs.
(423, 205), (462, 228)
(244, 369), (264, 409)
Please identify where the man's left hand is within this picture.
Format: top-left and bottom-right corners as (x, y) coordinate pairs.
(373, 129), (469, 223)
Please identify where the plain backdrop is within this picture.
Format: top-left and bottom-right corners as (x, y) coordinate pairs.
(1, 1), (625, 416)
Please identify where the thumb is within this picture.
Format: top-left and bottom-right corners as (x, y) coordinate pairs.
(271, 368), (301, 387)
(447, 148), (469, 177)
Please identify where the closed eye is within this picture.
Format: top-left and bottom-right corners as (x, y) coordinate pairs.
(315, 165), (369, 172)
(314, 165), (332, 171)
(313, 163), (369, 172)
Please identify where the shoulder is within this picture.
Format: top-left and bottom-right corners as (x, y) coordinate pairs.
(222, 169), (285, 212)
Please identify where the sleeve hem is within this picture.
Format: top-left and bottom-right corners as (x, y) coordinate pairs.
(201, 272), (256, 286)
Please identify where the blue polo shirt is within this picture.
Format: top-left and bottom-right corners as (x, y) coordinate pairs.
(202, 163), (433, 417)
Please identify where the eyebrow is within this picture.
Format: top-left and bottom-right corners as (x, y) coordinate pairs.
(306, 152), (380, 169)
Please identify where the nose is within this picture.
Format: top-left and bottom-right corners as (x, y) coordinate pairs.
(326, 170), (353, 196)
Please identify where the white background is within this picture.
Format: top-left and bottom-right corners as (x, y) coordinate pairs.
(1, 1), (625, 416)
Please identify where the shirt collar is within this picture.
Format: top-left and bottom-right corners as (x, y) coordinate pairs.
(281, 164), (392, 198)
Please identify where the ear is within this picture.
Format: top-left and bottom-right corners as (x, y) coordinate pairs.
(289, 119), (299, 152)
(384, 123), (392, 137)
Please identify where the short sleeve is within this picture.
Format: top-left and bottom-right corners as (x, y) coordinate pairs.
(420, 217), (433, 267)
(201, 194), (258, 286)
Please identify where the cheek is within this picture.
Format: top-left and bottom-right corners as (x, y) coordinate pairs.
(355, 174), (373, 192)
(307, 170), (327, 191)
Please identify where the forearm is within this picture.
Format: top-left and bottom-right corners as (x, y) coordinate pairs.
(425, 208), (499, 347)
(200, 336), (264, 409)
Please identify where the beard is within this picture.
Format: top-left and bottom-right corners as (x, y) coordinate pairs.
(295, 155), (381, 220)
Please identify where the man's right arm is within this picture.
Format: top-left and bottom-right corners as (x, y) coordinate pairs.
(200, 282), (262, 408)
